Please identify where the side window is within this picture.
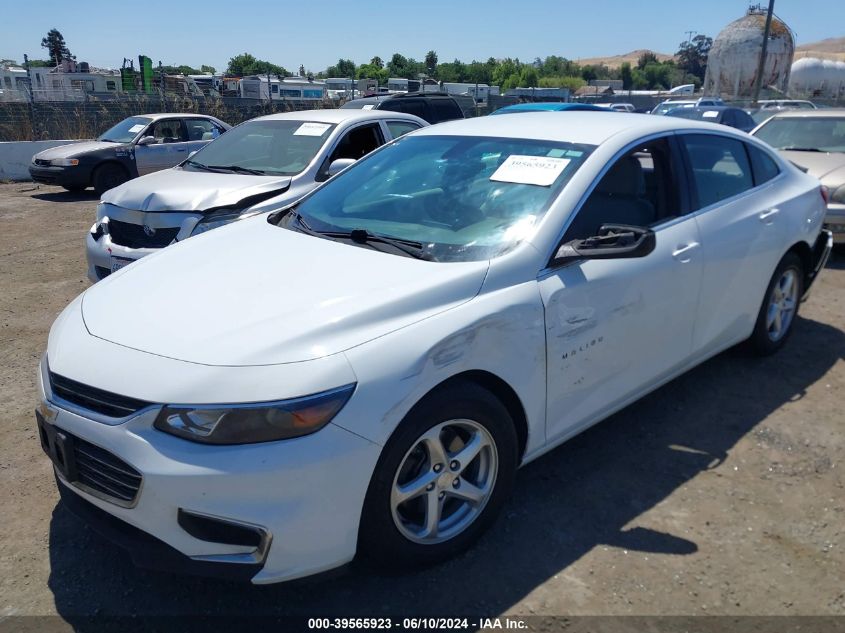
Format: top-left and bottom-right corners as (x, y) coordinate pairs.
(680, 134), (754, 209)
(430, 98), (462, 122)
(149, 120), (187, 143)
(184, 118), (220, 141)
(746, 143), (781, 186)
(564, 137), (679, 241)
(328, 124), (385, 162)
(386, 120), (422, 139)
(379, 98), (428, 121)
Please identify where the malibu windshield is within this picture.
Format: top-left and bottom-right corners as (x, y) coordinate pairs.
(283, 135), (594, 262)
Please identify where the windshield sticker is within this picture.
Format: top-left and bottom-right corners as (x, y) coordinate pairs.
(128, 124), (146, 133)
(490, 155), (571, 187)
(546, 149), (567, 158)
(361, 104), (375, 110)
(293, 122), (332, 136)
(702, 111), (720, 118)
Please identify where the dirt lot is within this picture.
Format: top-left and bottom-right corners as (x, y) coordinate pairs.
(0, 183), (843, 626)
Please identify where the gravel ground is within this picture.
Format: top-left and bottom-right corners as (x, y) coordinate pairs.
(0, 183), (843, 627)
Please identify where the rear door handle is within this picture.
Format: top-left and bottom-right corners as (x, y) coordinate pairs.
(759, 208), (779, 223)
(672, 242), (700, 262)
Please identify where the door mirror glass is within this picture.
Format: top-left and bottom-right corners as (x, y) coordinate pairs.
(187, 150), (197, 159)
(554, 224), (656, 264)
(136, 135), (157, 146)
(327, 157), (356, 177)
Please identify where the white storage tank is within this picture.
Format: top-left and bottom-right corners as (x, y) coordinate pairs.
(703, 6), (795, 98)
(789, 57), (845, 98)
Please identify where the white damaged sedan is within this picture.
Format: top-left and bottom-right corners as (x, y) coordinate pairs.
(38, 112), (832, 584)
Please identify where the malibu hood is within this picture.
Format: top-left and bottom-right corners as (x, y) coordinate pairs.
(103, 168), (292, 213)
(35, 141), (119, 159)
(81, 216), (489, 366)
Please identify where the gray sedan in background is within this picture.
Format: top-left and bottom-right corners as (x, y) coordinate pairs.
(752, 109), (845, 243)
(29, 113), (230, 194)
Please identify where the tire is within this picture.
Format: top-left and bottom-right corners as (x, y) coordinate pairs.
(92, 163), (128, 195)
(748, 252), (804, 356)
(358, 381), (518, 570)
(61, 184), (86, 192)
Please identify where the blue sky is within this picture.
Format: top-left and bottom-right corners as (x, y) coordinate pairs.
(3, 0), (843, 73)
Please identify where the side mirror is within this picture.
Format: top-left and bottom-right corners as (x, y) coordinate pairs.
(327, 158), (356, 177)
(553, 224), (655, 265)
(187, 150), (197, 159)
(137, 136), (157, 146)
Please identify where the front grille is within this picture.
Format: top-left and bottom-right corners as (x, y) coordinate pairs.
(50, 372), (151, 419)
(108, 219), (179, 249)
(73, 435), (143, 505)
(34, 158), (52, 167)
(94, 266), (110, 280)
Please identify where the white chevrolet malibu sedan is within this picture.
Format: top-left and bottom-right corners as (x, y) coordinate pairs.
(38, 112), (832, 584)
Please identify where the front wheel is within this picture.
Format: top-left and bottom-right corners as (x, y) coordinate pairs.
(92, 163), (128, 195)
(748, 252), (804, 356)
(358, 382), (518, 570)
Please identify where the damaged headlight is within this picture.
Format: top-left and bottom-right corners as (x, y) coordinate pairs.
(153, 384), (356, 444)
(831, 184), (845, 205)
(190, 208), (259, 236)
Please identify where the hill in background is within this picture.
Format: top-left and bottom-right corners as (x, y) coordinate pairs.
(574, 49), (674, 69)
(795, 36), (845, 62)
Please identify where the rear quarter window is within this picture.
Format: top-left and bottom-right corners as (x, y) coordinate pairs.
(746, 143), (781, 186)
(681, 134), (754, 209)
(379, 99), (428, 121)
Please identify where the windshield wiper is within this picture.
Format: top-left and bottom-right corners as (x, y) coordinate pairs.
(290, 213), (432, 260)
(206, 164), (266, 175)
(184, 159), (213, 171)
(779, 147), (824, 152)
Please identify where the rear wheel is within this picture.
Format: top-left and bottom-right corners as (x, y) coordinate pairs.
(358, 382), (517, 570)
(92, 163), (128, 195)
(749, 252), (803, 355)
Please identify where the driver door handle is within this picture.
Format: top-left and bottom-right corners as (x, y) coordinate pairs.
(759, 208), (779, 223)
(672, 242), (700, 262)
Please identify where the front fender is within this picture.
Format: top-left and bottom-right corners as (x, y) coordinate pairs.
(337, 282), (547, 460)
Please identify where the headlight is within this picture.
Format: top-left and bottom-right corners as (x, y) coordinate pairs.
(190, 209), (258, 236)
(153, 384), (356, 444)
(51, 158), (79, 167)
(831, 184), (845, 205)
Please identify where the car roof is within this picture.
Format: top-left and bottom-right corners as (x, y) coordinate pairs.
(763, 108), (845, 119)
(251, 109), (424, 123)
(494, 102), (609, 113)
(139, 113), (220, 121)
(412, 111), (732, 145)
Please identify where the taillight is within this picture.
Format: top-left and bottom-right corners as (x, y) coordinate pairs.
(820, 186), (830, 206)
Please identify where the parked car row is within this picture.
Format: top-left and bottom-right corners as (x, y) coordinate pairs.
(34, 100), (835, 586)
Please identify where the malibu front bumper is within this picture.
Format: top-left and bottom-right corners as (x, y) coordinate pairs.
(37, 360), (381, 584)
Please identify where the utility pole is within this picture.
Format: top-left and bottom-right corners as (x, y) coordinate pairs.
(685, 30), (697, 45)
(752, 0), (776, 106)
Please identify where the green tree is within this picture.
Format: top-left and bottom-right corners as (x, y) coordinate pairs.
(370, 56), (384, 69)
(200, 65), (216, 74)
(425, 50), (438, 77)
(40, 28), (73, 65)
(637, 51), (659, 70)
(675, 34), (712, 82)
(519, 66), (539, 88)
(387, 53), (409, 77)
(226, 53), (287, 77)
(620, 62), (633, 90)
